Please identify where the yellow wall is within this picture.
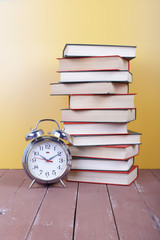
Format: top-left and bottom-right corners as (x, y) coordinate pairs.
(0, 0), (160, 169)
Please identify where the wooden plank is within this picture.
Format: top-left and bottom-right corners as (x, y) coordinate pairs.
(74, 183), (119, 240)
(135, 169), (160, 231)
(0, 169), (8, 177)
(108, 181), (160, 239)
(27, 181), (78, 240)
(0, 169), (25, 211)
(151, 169), (160, 181)
(0, 177), (47, 240)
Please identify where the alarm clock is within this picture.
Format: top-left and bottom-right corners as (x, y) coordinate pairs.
(22, 119), (72, 188)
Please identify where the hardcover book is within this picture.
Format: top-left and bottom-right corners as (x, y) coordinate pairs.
(67, 165), (138, 186)
(63, 44), (136, 60)
(69, 94), (135, 109)
(61, 108), (136, 123)
(69, 144), (139, 160)
(69, 130), (141, 146)
(50, 82), (129, 95)
(58, 56), (129, 72)
(63, 122), (128, 135)
(71, 156), (134, 172)
(58, 70), (132, 83)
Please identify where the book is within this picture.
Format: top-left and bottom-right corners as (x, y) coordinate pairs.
(58, 70), (132, 83)
(63, 122), (128, 135)
(69, 94), (135, 109)
(63, 44), (136, 60)
(71, 157), (134, 172)
(69, 144), (139, 160)
(69, 130), (141, 146)
(58, 56), (129, 72)
(67, 165), (138, 186)
(50, 82), (129, 95)
(61, 108), (136, 123)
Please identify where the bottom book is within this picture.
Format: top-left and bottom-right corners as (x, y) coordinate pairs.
(67, 165), (138, 186)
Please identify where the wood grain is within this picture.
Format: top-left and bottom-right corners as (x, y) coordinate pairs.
(27, 181), (78, 240)
(0, 169), (160, 239)
(108, 179), (160, 239)
(151, 169), (160, 181)
(0, 178), (47, 240)
(135, 169), (160, 232)
(74, 183), (119, 240)
(0, 169), (25, 211)
(0, 169), (8, 177)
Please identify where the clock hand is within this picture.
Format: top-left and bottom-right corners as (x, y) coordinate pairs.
(39, 154), (47, 160)
(49, 154), (59, 160)
(34, 157), (53, 163)
(40, 154), (57, 161)
(39, 155), (54, 163)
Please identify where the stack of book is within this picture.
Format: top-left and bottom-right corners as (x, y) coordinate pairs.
(51, 44), (141, 186)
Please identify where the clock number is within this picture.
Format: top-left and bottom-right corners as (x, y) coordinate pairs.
(45, 172), (49, 178)
(45, 143), (51, 149)
(59, 158), (64, 163)
(57, 151), (62, 156)
(39, 145), (44, 151)
(31, 158), (36, 163)
(52, 170), (56, 175)
(33, 151), (39, 156)
(54, 146), (57, 151)
(33, 165), (38, 170)
(57, 165), (61, 170)
(39, 170), (43, 175)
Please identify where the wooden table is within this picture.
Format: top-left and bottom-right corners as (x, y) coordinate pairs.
(0, 169), (159, 240)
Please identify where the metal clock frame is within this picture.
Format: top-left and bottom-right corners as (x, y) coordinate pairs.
(22, 135), (72, 187)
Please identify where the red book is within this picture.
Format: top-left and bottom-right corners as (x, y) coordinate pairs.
(67, 165), (138, 186)
(58, 56), (130, 72)
(61, 108), (136, 123)
(68, 144), (140, 160)
(69, 93), (136, 110)
(63, 122), (128, 135)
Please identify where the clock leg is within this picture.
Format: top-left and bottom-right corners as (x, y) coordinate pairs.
(29, 179), (36, 189)
(60, 179), (66, 188)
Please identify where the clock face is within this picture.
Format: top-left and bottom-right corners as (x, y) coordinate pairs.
(25, 138), (70, 182)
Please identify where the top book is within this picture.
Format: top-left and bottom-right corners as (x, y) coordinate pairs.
(63, 44), (136, 60)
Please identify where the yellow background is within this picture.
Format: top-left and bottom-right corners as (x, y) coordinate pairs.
(0, 0), (160, 169)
